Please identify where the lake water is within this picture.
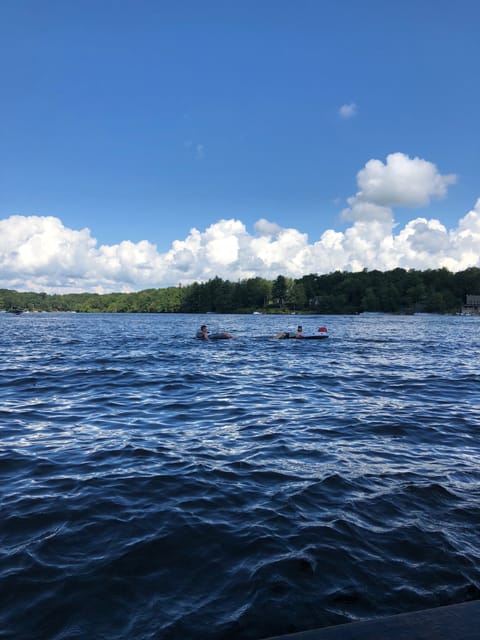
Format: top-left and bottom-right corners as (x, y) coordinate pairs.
(1, 312), (479, 639)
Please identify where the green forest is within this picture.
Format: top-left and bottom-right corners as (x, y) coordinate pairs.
(1, 267), (479, 315)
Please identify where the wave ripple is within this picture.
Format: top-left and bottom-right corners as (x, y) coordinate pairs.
(1, 313), (480, 639)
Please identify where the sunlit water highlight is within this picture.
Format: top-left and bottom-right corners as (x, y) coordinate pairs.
(1, 312), (480, 639)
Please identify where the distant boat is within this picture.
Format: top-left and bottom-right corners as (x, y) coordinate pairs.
(7, 306), (24, 315)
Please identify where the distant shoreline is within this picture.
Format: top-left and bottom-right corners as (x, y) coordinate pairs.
(1, 267), (479, 315)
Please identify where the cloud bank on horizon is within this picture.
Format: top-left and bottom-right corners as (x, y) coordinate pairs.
(1, 153), (479, 294)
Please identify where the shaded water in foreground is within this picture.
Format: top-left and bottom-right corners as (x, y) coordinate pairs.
(1, 312), (480, 639)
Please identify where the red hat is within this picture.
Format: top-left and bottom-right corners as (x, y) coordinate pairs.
(318, 326), (328, 332)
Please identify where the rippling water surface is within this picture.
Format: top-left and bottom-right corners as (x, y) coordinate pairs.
(1, 312), (480, 639)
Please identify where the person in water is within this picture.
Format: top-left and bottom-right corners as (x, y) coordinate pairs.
(275, 326), (300, 339)
(196, 325), (234, 340)
(275, 325), (303, 339)
(196, 325), (209, 340)
(275, 325), (328, 339)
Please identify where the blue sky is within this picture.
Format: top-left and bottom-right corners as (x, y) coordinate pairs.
(1, 0), (480, 292)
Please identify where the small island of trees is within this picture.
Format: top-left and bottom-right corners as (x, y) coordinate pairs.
(1, 267), (479, 315)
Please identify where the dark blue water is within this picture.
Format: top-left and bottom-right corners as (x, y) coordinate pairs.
(1, 312), (480, 639)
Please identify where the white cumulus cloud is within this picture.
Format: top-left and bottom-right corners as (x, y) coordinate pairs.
(0, 153), (478, 293)
(353, 152), (457, 207)
(339, 102), (357, 118)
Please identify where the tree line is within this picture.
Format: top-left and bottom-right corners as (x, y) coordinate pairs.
(1, 267), (479, 314)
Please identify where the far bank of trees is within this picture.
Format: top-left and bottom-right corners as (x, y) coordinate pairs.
(1, 267), (479, 315)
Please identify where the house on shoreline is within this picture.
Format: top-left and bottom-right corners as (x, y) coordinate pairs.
(461, 295), (480, 315)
